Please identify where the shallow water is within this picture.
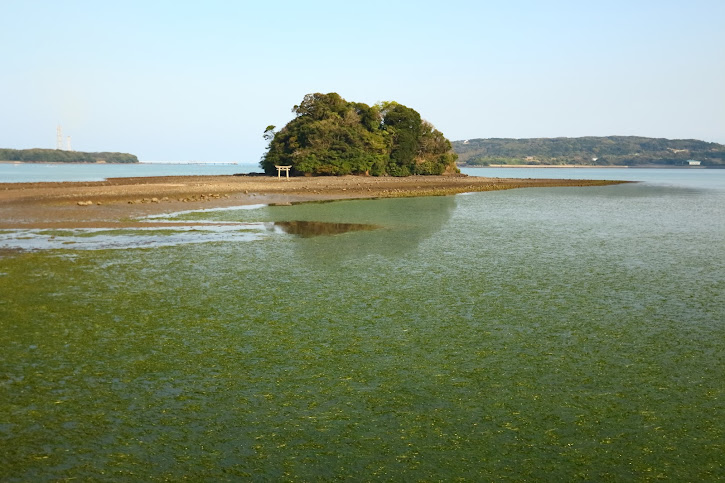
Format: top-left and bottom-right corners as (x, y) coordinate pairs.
(1, 170), (723, 480)
(0, 162), (261, 183)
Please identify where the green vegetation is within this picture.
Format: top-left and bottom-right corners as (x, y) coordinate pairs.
(0, 148), (138, 164)
(261, 93), (459, 176)
(453, 136), (725, 166)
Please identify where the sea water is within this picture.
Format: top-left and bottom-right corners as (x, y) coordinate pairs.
(1, 169), (723, 480)
(0, 162), (262, 183)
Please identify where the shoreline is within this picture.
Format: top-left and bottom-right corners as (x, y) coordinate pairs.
(0, 174), (628, 229)
(461, 164), (719, 169)
(0, 161), (244, 166)
(465, 164), (627, 168)
(0, 160), (137, 165)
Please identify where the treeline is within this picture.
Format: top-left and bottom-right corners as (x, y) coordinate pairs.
(261, 93), (459, 176)
(0, 148), (139, 164)
(452, 136), (725, 166)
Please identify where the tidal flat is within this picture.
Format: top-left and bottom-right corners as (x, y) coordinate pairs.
(1, 171), (724, 480)
(0, 174), (625, 229)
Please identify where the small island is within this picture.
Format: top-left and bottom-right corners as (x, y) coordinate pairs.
(261, 93), (459, 176)
(0, 148), (138, 164)
(453, 136), (725, 167)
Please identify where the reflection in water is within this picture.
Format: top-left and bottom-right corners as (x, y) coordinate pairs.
(284, 195), (458, 263)
(0, 226), (270, 251)
(142, 196), (457, 256)
(271, 220), (378, 237)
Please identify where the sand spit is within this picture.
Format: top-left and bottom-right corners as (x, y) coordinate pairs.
(0, 174), (627, 228)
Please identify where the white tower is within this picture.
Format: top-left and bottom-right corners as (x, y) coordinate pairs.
(56, 125), (64, 150)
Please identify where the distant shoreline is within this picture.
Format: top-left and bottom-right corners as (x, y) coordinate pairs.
(461, 164), (718, 169)
(452, 136), (725, 167)
(139, 162), (241, 165)
(1, 161), (243, 166)
(463, 164), (626, 168)
(0, 161), (135, 165)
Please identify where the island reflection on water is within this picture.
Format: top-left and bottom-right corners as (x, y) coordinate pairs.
(268, 195), (458, 263)
(270, 220), (379, 237)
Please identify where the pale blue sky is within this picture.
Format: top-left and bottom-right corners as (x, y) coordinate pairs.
(1, 0), (723, 162)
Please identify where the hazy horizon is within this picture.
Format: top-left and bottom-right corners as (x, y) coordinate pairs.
(2, 1), (723, 162)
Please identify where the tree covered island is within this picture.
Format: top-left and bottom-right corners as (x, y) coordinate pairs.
(261, 93), (459, 176)
(453, 136), (725, 167)
(0, 148), (138, 164)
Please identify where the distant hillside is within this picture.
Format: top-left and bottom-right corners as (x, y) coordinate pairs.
(452, 136), (725, 166)
(0, 148), (138, 164)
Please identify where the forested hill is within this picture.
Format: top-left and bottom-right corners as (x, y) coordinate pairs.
(452, 136), (725, 166)
(0, 148), (138, 164)
(261, 93), (459, 176)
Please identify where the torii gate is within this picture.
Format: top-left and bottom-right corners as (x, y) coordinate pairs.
(275, 165), (291, 180)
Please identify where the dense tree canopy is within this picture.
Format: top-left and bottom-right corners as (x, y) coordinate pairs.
(261, 93), (458, 176)
(0, 148), (138, 163)
(452, 136), (725, 166)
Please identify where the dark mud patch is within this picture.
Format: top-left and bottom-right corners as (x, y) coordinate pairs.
(273, 220), (378, 237)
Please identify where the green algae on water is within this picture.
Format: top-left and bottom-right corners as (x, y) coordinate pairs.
(1, 182), (724, 481)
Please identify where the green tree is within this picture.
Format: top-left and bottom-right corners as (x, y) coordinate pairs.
(0, 148), (138, 163)
(381, 103), (422, 176)
(261, 93), (458, 176)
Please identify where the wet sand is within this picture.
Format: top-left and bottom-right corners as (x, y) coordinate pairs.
(0, 174), (627, 228)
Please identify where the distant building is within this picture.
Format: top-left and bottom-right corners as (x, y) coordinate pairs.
(687, 160), (702, 166)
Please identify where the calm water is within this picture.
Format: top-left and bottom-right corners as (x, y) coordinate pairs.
(0, 162), (261, 183)
(1, 169), (723, 480)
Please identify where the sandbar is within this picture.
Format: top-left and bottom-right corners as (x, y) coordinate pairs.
(0, 174), (627, 229)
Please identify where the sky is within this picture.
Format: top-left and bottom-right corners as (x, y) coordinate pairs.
(1, 0), (723, 162)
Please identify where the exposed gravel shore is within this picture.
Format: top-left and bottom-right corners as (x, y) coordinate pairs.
(0, 174), (627, 228)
